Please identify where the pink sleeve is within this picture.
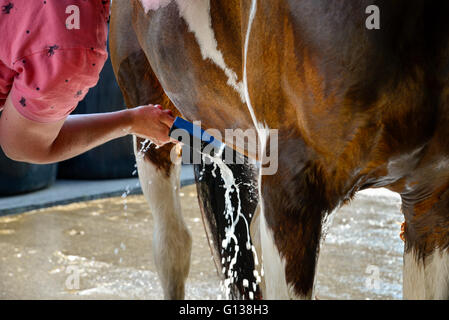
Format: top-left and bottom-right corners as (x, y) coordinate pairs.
(0, 59), (15, 109)
(10, 48), (107, 123)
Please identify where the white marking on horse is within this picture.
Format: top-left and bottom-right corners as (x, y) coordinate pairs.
(134, 137), (192, 299)
(242, 0), (271, 158)
(176, 0), (246, 103)
(403, 249), (449, 299)
(259, 210), (290, 299)
(243, 0), (262, 133)
(139, 0), (173, 12)
(259, 208), (308, 299)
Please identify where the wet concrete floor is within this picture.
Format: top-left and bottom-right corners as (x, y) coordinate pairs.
(0, 185), (404, 300)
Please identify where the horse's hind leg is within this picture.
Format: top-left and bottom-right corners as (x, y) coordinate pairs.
(194, 158), (261, 299)
(401, 186), (449, 299)
(257, 137), (330, 299)
(135, 140), (191, 299)
(110, 1), (191, 299)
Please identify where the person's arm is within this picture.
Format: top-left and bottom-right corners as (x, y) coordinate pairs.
(0, 95), (175, 164)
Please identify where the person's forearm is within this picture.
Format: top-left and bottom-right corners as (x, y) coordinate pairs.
(41, 110), (134, 164)
(0, 95), (174, 164)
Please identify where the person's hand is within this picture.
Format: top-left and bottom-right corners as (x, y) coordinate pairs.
(129, 104), (176, 146)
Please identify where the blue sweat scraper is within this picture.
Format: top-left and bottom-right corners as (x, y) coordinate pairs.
(169, 117), (245, 163)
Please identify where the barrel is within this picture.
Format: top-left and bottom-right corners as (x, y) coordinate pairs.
(57, 51), (135, 180)
(0, 150), (57, 196)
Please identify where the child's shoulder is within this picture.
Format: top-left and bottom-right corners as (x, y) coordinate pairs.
(1, 0), (109, 66)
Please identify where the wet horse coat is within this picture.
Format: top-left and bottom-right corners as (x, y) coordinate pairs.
(111, 0), (449, 299)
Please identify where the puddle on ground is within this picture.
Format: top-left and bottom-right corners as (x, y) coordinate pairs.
(0, 185), (404, 300)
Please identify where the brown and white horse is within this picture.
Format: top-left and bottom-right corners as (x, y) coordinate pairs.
(110, 0), (449, 300)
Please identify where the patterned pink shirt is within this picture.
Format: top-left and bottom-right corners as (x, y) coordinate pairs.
(0, 0), (110, 123)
